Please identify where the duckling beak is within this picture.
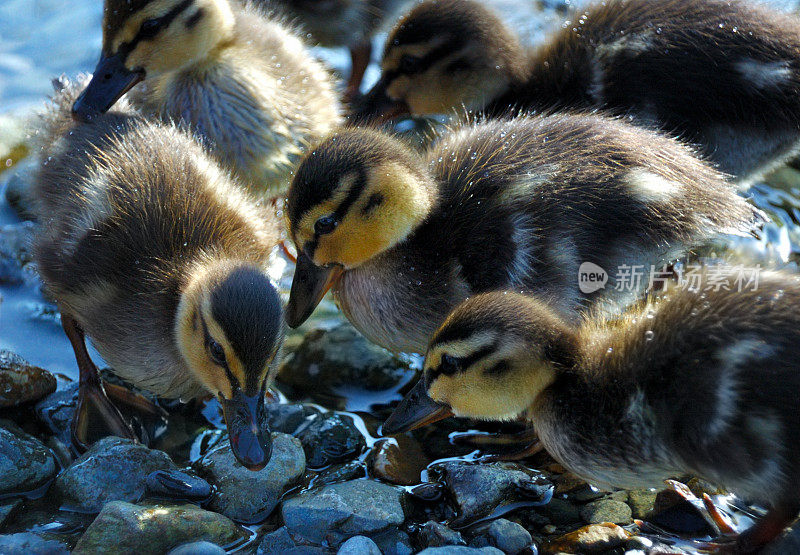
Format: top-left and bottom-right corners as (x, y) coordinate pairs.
(382, 379), (453, 435)
(220, 390), (272, 471)
(285, 251), (344, 328)
(350, 76), (411, 125)
(72, 52), (145, 122)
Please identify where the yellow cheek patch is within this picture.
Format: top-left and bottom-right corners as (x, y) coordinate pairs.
(314, 162), (431, 268)
(295, 172), (357, 242)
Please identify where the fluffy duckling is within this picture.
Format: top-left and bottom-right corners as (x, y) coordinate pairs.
(34, 78), (284, 469)
(285, 114), (764, 353)
(383, 271), (800, 552)
(268, 0), (409, 99)
(72, 0), (342, 196)
(356, 0), (800, 185)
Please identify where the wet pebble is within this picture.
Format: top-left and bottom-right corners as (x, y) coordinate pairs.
(418, 521), (466, 548)
(0, 419), (57, 495)
(257, 526), (296, 554)
(337, 535), (382, 555)
(55, 437), (176, 512)
(0, 349), (56, 407)
(279, 323), (410, 393)
(311, 460), (367, 488)
(34, 381), (77, 444)
(198, 432), (305, 522)
(626, 489), (658, 519)
(469, 519), (532, 554)
(367, 436), (429, 486)
(418, 547), (504, 555)
(429, 462), (553, 525)
(580, 498), (632, 525)
(266, 402), (322, 435)
(72, 501), (246, 555)
(544, 523), (631, 553)
(281, 479), (406, 546)
(372, 527), (414, 555)
(0, 532), (70, 555)
(297, 413), (365, 469)
(167, 541), (226, 555)
(145, 468), (212, 502)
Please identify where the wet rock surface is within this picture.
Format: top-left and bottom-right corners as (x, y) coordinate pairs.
(0, 349), (56, 407)
(544, 523), (631, 553)
(469, 519), (532, 554)
(429, 462), (553, 525)
(282, 479), (406, 546)
(145, 468), (212, 502)
(34, 381), (77, 444)
(296, 413), (366, 469)
(418, 547), (504, 555)
(73, 501), (246, 555)
(418, 521), (466, 548)
(580, 497), (633, 525)
(337, 535), (382, 555)
(279, 323), (410, 393)
(55, 437), (177, 512)
(0, 419), (57, 495)
(368, 435), (429, 486)
(199, 432), (305, 522)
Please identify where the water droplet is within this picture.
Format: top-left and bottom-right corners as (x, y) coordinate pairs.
(644, 330), (655, 341)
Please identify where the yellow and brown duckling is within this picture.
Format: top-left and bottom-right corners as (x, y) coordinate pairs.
(268, 0), (409, 99)
(384, 269), (800, 552)
(72, 0), (342, 196)
(34, 78), (284, 469)
(356, 0), (800, 185)
(285, 114), (764, 353)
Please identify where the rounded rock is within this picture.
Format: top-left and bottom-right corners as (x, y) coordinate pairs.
(73, 501), (246, 555)
(337, 536), (382, 555)
(55, 437), (176, 512)
(580, 498), (633, 525)
(297, 413), (365, 469)
(367, 436), (428, 486)
(0, 420), (57, 495)
(470, 519), (532, 554)
(282, 479), (405, 546)
(0, 350), (56, 408)
(0, 533), (70, 555)
(168, 541), (226, 555)
(199, 432), (305, 522)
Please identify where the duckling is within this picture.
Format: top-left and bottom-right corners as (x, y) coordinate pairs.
(34, 77), (284, 470)
(284, 113), (764, 353)
(383, 270), (800, 552)
(268, 0), (409, 99)
(356, 0), (800, 186)
(72, 0), (342, 196)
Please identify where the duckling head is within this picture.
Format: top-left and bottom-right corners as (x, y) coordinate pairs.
(176, 259), (284, 470)
(285, 128), (437, 327)
(354, 0), (526, 123)
(72, 0), (235, 120)
(383, 292), (576, 434)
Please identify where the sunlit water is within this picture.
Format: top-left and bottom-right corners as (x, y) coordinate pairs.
(1, 0), (800, 381)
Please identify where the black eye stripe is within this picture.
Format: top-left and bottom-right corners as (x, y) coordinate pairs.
(119, 0), (194, 59)
(200, 313), (241, 390)
(332, 167), (368, 222)
(391, 38), (467, 78)
(429, 342), (498, 378)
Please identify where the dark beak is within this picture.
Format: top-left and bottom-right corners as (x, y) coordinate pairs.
(285, 251), (344, 328)
(72, 52), (145, 122)
(220, 390), (272, 470)
(349, 76), (410, 125)
(382, 378), (453, 435)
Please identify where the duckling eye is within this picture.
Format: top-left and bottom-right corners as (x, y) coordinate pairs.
(314, 216), (338, 236)
(399, 55), (423, 74)
(439, 354), (462, 375)
(139, 18), (163, 39)
(208, 339), (226, 366)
